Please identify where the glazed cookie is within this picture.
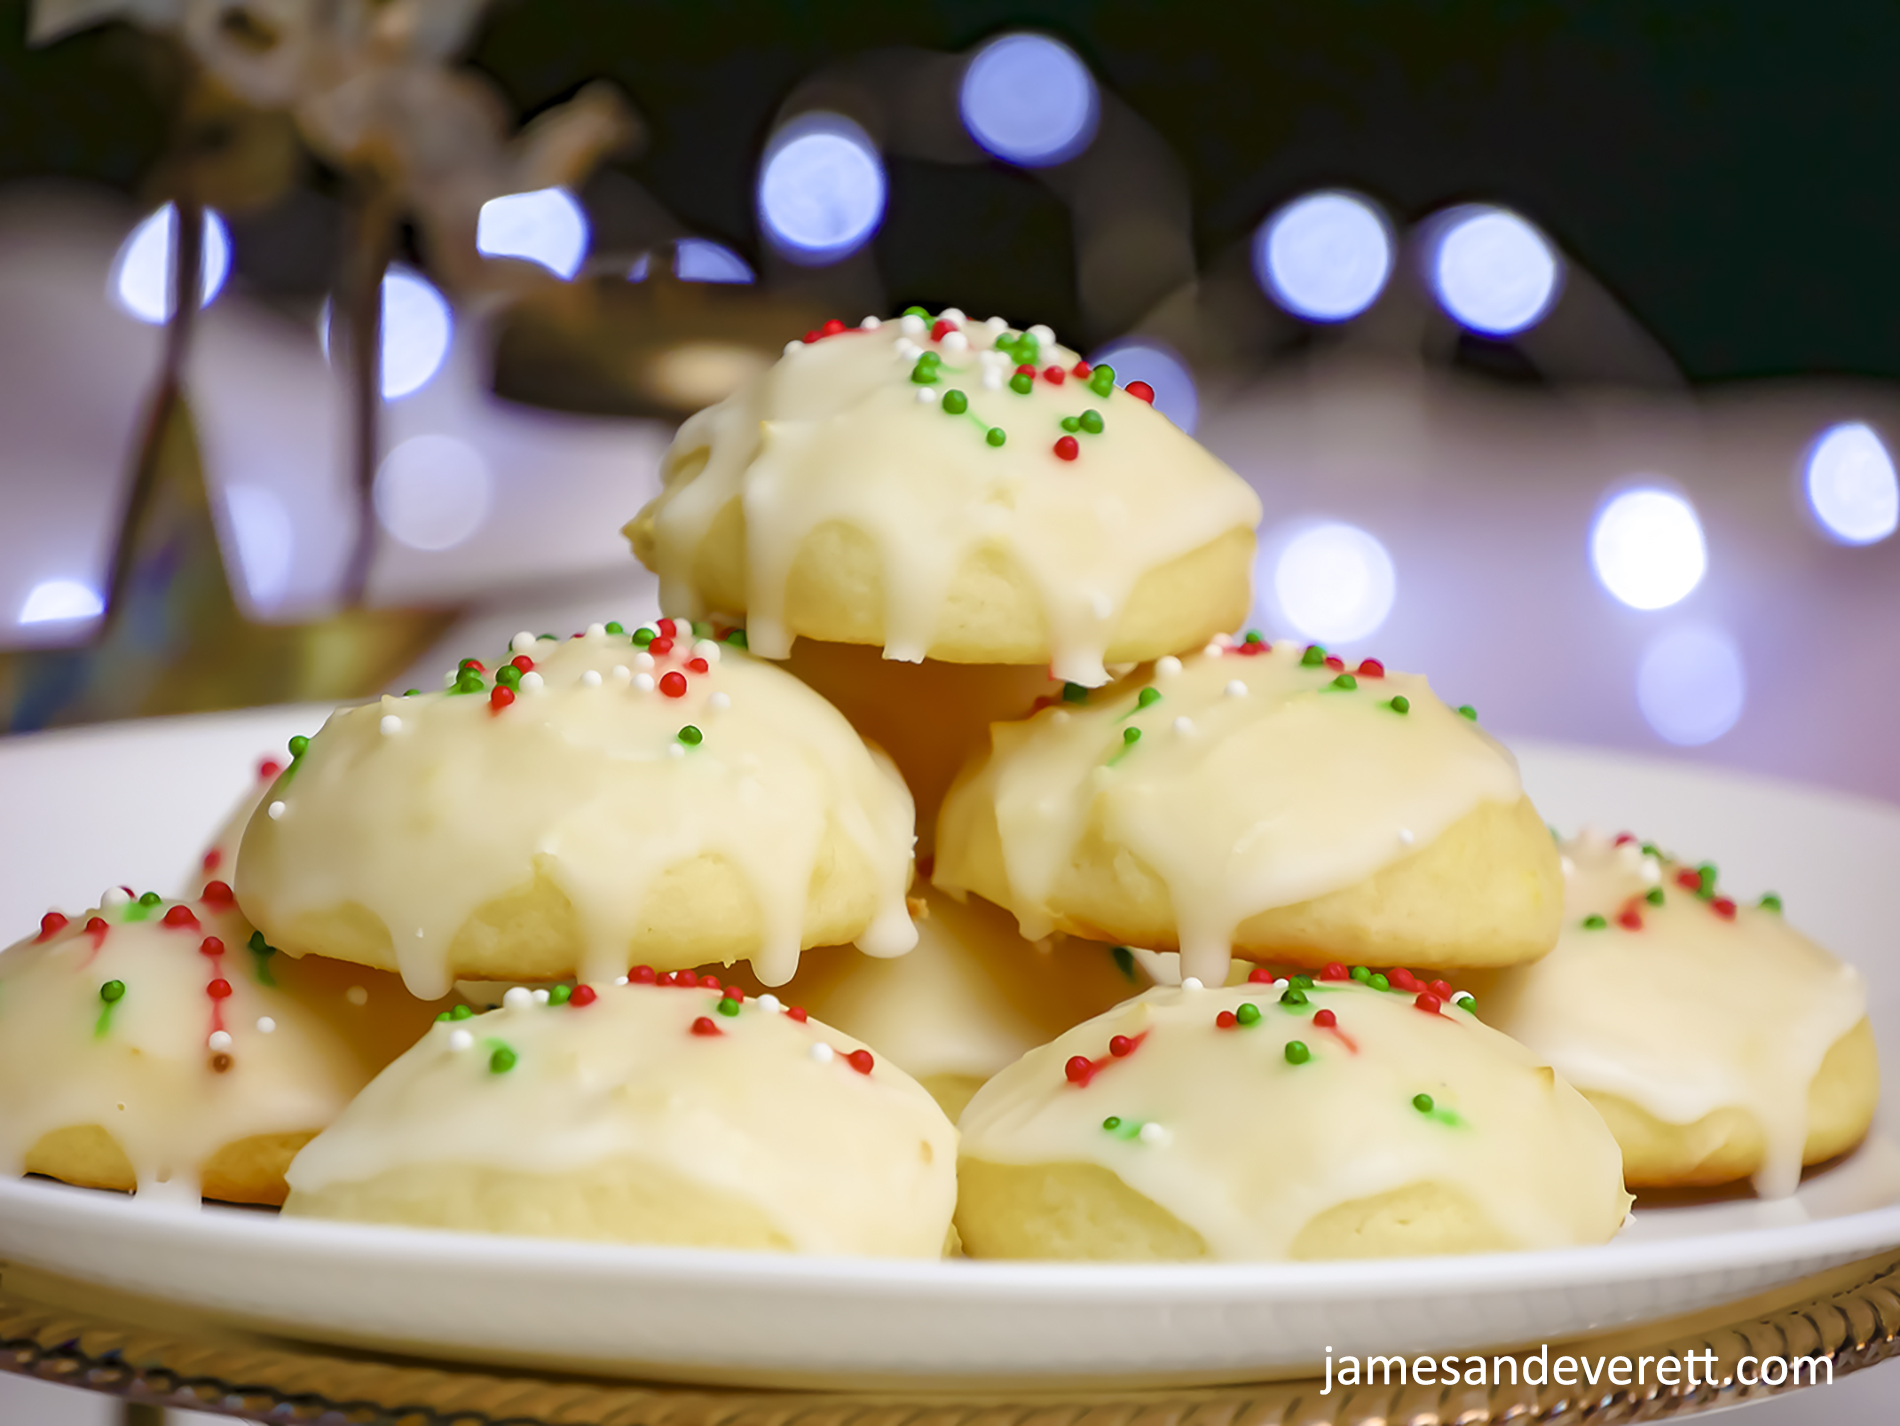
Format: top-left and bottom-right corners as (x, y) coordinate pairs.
(955, 973), (1630, 1260)
(767, 887), (1147, 1118)
(237, 623), (918, 999)
(1480, 832), (1878, 1197)
(284, 972), (958, 1256)
(190, 751), (287, 890)
(625, 310), (1261, 685)
(935, 636), (1561, 986)
(0, 885), (439, 1204)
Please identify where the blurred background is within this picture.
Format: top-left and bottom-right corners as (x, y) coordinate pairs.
(2, 2), (1899, 1418)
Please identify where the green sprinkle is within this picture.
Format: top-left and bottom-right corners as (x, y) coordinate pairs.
(1136, 687), (1161, 709)
(1292, 974), (1314, 989)
(1010, 371), (1034, 395)
(1121, 727), (1141, 746)
(1243, 630), (1264, 644)
(1280, 987), (1308, 1008)
(1760, 892), (1783, 912)
(289, 735), (311, 758)
(942, 389), (969, 415)
(538, 633), (557, 641)
(1453, 992), (1476, 1013)
(1062, 682), (1089, 704)
(1646, 887), (1665, 906)
(633, 627), (655, 646)
(717, 996), (741, 1017)
(403, 688), (420, 697)
(1331, 674), (1357, 691)
(548, 984), (572, 1006)
(495, 665), (521, 689)
(1284, 1040), (1311, 1065)
(678, 725), (704, 746)
(1300, 645), (1326, 667)
(693, 621), (714, 638)
(1388, 695), (1410, 714)
(489, 1046), (517, 1074)
(1458, 705), (1478, 721)
(455, 669), (484, 694)
(1696, 863), (1718, 899)
(724, 628), (748, 648)
(1369, 973), (1389, 992)
(1060, 415), (1081, 433)
(94, 980), (124, 1037)
(1235, 1001), (1262, 1026)
(1089, 365), (1115, 396)
(1413, 1093), (1435, 1113)
(449, 1004), (474, 1021)
(1581, 913), (1608, 929)
(1102, 1116), (1122, 1131)
(100, 980), (125, 1003)
(247, 930), (277, 986)
(986, 427), (1007, 447)
(436, 1010), (453, 1022)
(1111, 945), (1139, 983)
(604, 621), (624, 635)
(911, 359), (939, 385)
(1350, 965), (1372, 984)
(137, 891), (161, 908)
(1079, 409), (1104, 434)
(903, 305), (928, 319)
(1641, 842), (1661, 859)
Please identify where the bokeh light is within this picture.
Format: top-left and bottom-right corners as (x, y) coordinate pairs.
(674, 238), (755, 283)
(373, 434), (492, 551)
(1804, 421), (1899, 545)
(1088, 341), (1199, 434)
(476, 187), (590, 279)
(18, 578), (103, 625)
(960, 33), (1100, 167)
(1255, 190), (1393, 322)
(1636, 625), (1745, 746)
(221, 483), (293, 610)
(110, 203), (232, 324)
(1590, 487), (1706, 611)
(757, 114), (886, 264)
(1430, 206), (1561, 336)
(323, 269), (456, 401)
(1270, 522), (1398, 644)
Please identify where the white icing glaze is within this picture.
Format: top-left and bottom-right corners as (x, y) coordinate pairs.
(958, 978), (1629, 1259)
(187, 753), (289, 894)
(638, 314), (1261, 684)
(935, 646), (1523, 986)
(237, 628), (917, 999)
(286, 977), (957, 1256)
(0, 893), (370, 1201)
(1482, 831), (1869, 1198)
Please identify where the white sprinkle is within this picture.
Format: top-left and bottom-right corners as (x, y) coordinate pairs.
(448, 1028), (474, 1051)
(899, 313), (926, 337)
(207, 1030), (232, 1051)
(267, 800), (286, 820)
(346, 986), (368, 1006)
(985, 315), (1009, 335)
(1173, 716), (1196, 737)
(860, 315), (881, 329)
(100, 886), (130, 909)
(443, 670), (458, 687)
(634, 651), (655, 671)
(894, 338), (921, 361)
(586, 622), (606, 638)
(1204, 642), (1224, 658)
(1138, 1121), (1172, 1147)
(940, 307), (966, 324)
(693, 639), (721, 663)
(1398, 827), (1416, 845)
(1181, 976), (1205, 992)
(757, 993), (783, 1013)
(611, 664), (631, 683)
(1155, 655), (1182, 678)
(634, 673), (655, 693)
(255, 1017), (275, 1034)
(1089, 592), (1113, 620)
(809, 1042), (834, 1063)
(1028, 323), (1055, 346)
(982, 366), (1004, 391)
(941, 330), (969, 353)
(511, 631), (538, 654)
(1559, 855), (1576, 877)
(1224, 680), (1247, 698)
(783, 339), (802, 357)
(532, 988), (551, 1005)
(1212, 631), (1236, 647)
(915, 386), (939, 405)
(519, 671), (544, 692)
(580, 670), (602, 688)
(666, 742), (685, 759)
(1640, 855), (1662, 886)
(502, 986), (533, 1010)
(380, 714), (402, 736)
(709, 691), (731, 712)
(1453, 991), (1475, 1007)
(614, 975), (629, 986)
(1050, 709), (1071, 726)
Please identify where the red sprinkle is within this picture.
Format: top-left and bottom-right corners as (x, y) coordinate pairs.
(659, 671), (689, 698)
(723, 986), (745, 1003)
(1313, 1009), (1338, 1029)
(202, 849), (222, 872)
(1712, 896), (1737, 920)
(687, 658), (710, 674)
(1042, 365), (1066, 385)
(1065, 1055), (1093, 1085)
(162, 905), (199, 930)
(930, 318), (956, 340)
(658, 619), (678, 638)
(1237, 639), (1268, 656)
(1414, 992), (1442, 1015)
(1215, 1010), (1238, 1030)
(1324, 655), (1345, 672)
(1617, 906), (1644, 930)
(258, 758), (283, 780)
(200, 880), (235, 907)
(700, 973), (722, 990)
(1126, 380), (1155, 404)
(36, 912), (68, 941)
(787, 1006), (808, 1023)
(490, 686), (515, 714)
(649, 636), (675, 656)
(1677, 868), (1702, 890)
(85, 916), (108, 937)
(630, 966), (656, 984)
(1247, 967), (1276, 984)
(1071, 360), (1092, 378)
(1355, 659), (1385, 678)
(571, 984), (598, 1007)
(691, 1015), (721, 1036)
(511, 654), (534, 672)
(1015, 364), (1036, 377)
(1389, 967), (1419, 992)
(207, 979), (232, 1000)
(1430, 979), (1452, 1000)
(822, 318), (846, 336)
(1054, 436), (1080, 461)
(1109, 1035), (1136, 1057)
(803, 330), (820, 344)
(1322, 962), (1350, 981)
(846, 1049), (875, 1075)
(1614, 832), (1636, 846)
(199, 936), (224, 958)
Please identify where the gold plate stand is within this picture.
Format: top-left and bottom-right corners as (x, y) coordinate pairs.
(0, 1250), (1896, 1425)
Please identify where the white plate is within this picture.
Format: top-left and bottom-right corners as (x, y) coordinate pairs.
(0, 709), (1897, 1388)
